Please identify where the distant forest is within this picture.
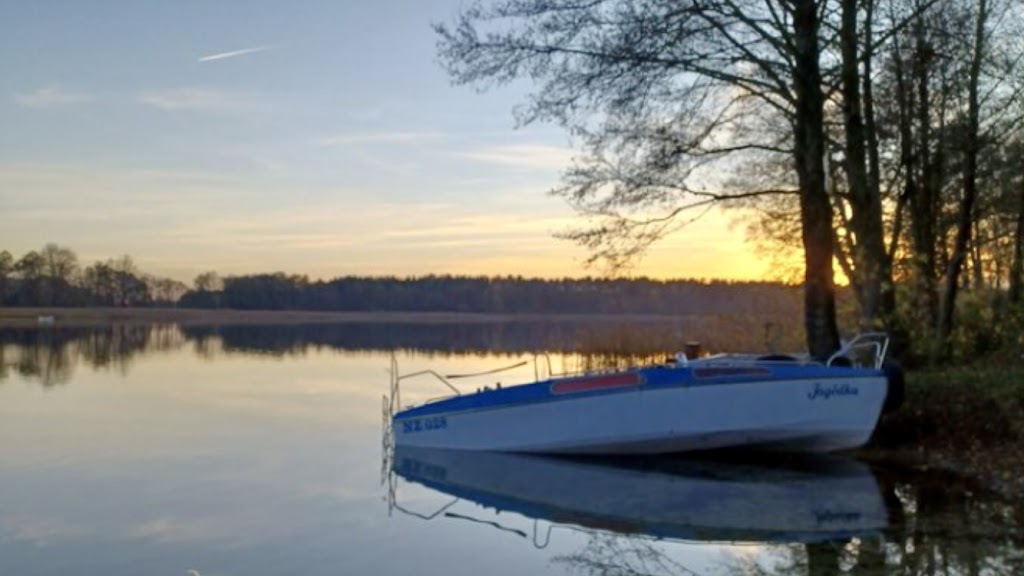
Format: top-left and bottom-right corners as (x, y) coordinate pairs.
(0, 244), (802, 316)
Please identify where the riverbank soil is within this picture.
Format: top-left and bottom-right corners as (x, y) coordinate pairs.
(868, 364), (1024, 499)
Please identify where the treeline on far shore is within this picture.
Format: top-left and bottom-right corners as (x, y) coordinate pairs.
(0, 244), (802, 316)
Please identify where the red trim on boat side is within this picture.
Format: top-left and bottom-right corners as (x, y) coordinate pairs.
(550, 373), (643, 395)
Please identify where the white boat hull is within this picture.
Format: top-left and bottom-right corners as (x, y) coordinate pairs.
(393, 375), (887, 454)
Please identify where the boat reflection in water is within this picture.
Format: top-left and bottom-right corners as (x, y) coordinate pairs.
(389, 446), (888, 546)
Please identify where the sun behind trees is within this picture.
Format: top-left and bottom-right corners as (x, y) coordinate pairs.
(2, 239), (1020, 361)
(434, 0), (1024, 362)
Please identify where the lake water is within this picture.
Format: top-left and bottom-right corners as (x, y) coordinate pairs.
(2, 323), (1023, 575)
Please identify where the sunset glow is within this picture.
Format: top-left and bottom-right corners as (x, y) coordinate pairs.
(1, 1), (774, 283)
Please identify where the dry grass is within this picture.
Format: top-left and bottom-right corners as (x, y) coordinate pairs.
(0, 306), (519, 327)
(0, 306), (780, 330)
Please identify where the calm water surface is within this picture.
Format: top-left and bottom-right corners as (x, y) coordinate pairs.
(1, 323), (1023, 575)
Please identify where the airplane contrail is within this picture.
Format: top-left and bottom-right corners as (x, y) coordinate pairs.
(198, 45), (272, 63)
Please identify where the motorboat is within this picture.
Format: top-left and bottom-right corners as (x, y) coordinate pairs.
(388, 446), (889, 544)
(386, 333), (901, 455)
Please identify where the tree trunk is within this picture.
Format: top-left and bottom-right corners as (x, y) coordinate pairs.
(897, 14), (940, 340)
(793, 0), (841, 360)
(972, 220), (985, 289)
(863, 0), (896, 328)
(916, 23), (940, 330)
(1009, 180), (1024, 302)
(936, 0), (988, 359)
(840, 0), (892, 331)
(891, 29), (933, 359)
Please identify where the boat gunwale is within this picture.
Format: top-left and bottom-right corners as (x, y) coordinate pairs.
(393, 364), (885, 421)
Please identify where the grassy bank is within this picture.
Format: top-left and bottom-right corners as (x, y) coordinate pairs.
(868, 363), (1024, 498)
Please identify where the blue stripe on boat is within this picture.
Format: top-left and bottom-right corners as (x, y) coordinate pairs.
(393, 364), (881, 420)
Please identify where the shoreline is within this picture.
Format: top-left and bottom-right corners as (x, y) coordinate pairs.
(0, 306), (714, 328)
(865, 364), (1024, 501)
(4, 306), (1021, 500)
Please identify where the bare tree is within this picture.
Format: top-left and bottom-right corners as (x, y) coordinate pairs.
(83, 261), (116, 306)
(39, 243), (80, 305)
(1009, 141), (1024, 303)
(0, 250), (12, 304)
(436, 0), (844, 357)
(194, 271), (223, 292)
(108, 255), (149, 307)
(14, 251), (45, 305)
(146, 276), (189, 306)
(836, 0), (896, 331)
(933, 0), (1024, 357)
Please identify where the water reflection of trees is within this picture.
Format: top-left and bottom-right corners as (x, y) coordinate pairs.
(0, 325), (184, 386)
(775, 469), (1024, 575)
(555, 468), (1024, 576)
(552, 533), (703, 575)
(177, 316), (796, 358)
(1, 319), (797, 384)
(390, 446), (1024, 576)
(179, 321), (695, 358)
(876, 469), (1024, 576)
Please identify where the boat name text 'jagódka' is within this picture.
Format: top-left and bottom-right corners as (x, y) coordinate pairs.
(807, 382), (860, 401)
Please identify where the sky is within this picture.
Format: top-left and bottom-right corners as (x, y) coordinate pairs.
(1, 0), (776, 284)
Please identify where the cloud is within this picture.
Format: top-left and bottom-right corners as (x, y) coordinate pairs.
(13, 86), (92, 108)
(316, 131), (447, 147)
(125, 517), (236, 545)
(198, 45), (273, 63)
(137, 87), (254, 112)
(455, 144), (575, 170)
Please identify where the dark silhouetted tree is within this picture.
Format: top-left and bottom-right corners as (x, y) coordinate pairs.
(435, 0), (847, 356)
(0, 250), (12, 304)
